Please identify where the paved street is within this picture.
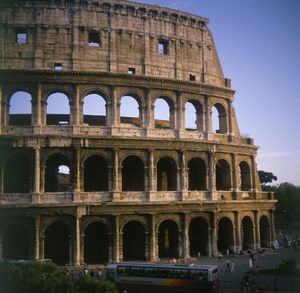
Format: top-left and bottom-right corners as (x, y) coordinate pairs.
(193, 247), (300, 292)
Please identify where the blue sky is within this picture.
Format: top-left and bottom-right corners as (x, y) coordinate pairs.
(134, 0), (300, 186)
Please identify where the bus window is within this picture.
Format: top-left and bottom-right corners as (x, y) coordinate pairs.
(190, 269), (208, 280)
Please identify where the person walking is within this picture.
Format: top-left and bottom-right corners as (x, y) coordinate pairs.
(230, 259), (235, 272)
(225, 259), (230, 272)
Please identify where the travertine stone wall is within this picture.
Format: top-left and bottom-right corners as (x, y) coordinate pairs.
(0, 0), (226, 87)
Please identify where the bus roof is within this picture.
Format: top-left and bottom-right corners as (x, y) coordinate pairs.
(106, 262), (217, 270)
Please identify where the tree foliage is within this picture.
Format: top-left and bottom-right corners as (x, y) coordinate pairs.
(275, 182), (300, 227)
(0, 262), (118, 293)
(258, 170), (278, 187)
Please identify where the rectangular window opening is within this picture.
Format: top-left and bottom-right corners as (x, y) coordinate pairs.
(54, 63), (63, 71)
(158, 39), (168, 55)
(88, 31), (101, 47)
(16, 30), (27, 44)
(128, 67), (136, 75)
(190, 74), (196, 81)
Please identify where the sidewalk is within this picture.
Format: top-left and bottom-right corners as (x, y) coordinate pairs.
(192, 248), (300, 292)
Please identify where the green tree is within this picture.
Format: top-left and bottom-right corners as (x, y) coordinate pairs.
(275, 182), (300, 228)
(258, 170), (278, 190)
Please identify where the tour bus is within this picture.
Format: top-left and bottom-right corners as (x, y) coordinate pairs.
(106, 262), (219, 293)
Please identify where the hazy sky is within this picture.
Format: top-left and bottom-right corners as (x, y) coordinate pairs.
(134, 0), (300, 186)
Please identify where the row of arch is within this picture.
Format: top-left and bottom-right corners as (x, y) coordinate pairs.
(3, 152), (252, 193)
(2, 215), (271, 265)
(5, 90), (228, 133)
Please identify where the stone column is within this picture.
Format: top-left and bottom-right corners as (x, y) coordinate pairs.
(39, 234), (45, 260)
(40, 164), (45, 193)
(112, 149), (120, 200)
(33, 84), (42, 133)
(211, 212), (218, 257)
(254, 211), (261, 249)
(145, 90), (154, 129)
(109, 30), (117, 72)
(114, 215), (120, 262)
(80, 233), (85, 264)
(180, 150), (188, 200)
(172, 104), (178, 130)
(207, 227), (212, 257)
(182, 213), (190, 259)
(141, 104), (147, 128)
(149, 214), (157, 261)
(74, 216), (81, 265)
(204, 96), (212, 136)
(251, 156), (258, 192)
(208, 151), (217, 200)
(34, 216), (40, 260)
(234, 211), (242, 253)
(227, 99), (233, 136)
(3, 94), (8, 127)
(147, 149), (155, 199)
(110, 86), (119, 128)
(34, 147), (41, 193)
(72, 84), (80, 128)
(74, 147), (81, 192)
(176, 92), (184, 136)
(231, 153), (238, 192)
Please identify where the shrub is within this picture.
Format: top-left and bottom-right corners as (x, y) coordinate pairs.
(0, 262), (117, 293)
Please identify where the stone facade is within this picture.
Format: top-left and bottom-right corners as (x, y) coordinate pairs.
(0, 0), (276, 265)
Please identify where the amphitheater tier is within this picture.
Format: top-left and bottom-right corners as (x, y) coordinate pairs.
(0, 0), (276, 265)
(0, 0), (227, 87)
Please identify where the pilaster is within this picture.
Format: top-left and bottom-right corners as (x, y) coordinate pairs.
(254, 210), (261, 249)
(234, 211), (242, 253)
(34, 216), (40, 260)
(114, 215), (120, 262)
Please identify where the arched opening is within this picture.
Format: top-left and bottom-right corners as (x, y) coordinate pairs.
(157, 157), (177, 191)
(212, 103), (227, 134)
(4, 153), (31, 193)
(44, 221), (69, 265)
(84, 155), (108, 191)
(216, 159), (231, 191)
(84, 222), (109, 264)
(154, 97), (173, 129)
(188, 158), (207, 191)
(217, 217), (234, 254)
(83, 93), (106, 126)
(122, 156), (145, 191)
(189, 217), (208, 256)
(3, 225), (29, 260)
(123, 221), (146, 261)
(158, 220), (179, 259)
(185, 100), (203, 131)
(240, 161), (251, 191)
(46, 92), (70, 125)
(260, 216), (270, 248)
(120, 95), (141, 127)
(241, 216), (254, 250)
(9, 91), (32, 126)
(45, 154), (71, 192)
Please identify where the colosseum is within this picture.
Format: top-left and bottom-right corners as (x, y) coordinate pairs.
(0, 0), (276, 265)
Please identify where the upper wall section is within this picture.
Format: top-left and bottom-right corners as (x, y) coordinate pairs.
(0, 0), (229, 88)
